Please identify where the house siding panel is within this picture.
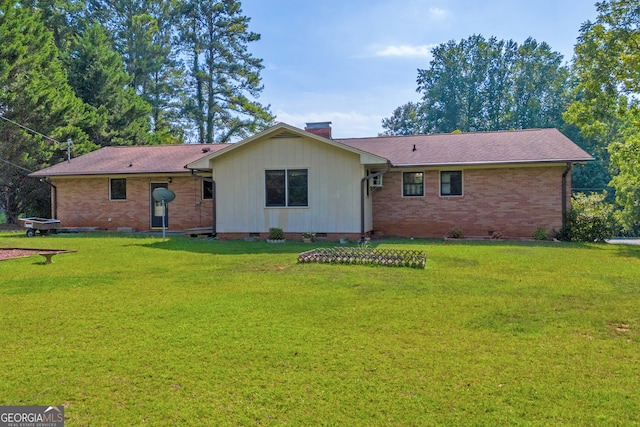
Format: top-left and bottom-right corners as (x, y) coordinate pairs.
(372, 166), (568, 238)
(212, 135), (366, 234)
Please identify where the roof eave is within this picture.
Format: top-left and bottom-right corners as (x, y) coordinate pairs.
(390, 158), (595, 168)
(30, 169), (193, 178)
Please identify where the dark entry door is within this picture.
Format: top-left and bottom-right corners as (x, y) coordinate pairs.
(150, 183), (169, 228)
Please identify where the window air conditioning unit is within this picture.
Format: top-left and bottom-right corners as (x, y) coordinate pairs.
(370, 174), (383, 187)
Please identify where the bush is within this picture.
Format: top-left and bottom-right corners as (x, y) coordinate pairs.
(447, 226), (464, 239)
(268, 227), (285, 240)
(561, 192), (615, 242)
(533, 227), (550, 241)
(491, 230), (506, 240)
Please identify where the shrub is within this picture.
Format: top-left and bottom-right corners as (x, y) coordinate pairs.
(448, 226), (464, 239)
(533, 227), (549, 241)
(268, 227), (285, 240)
(491, 230), (506, 240)
(561, 192), (615, 242)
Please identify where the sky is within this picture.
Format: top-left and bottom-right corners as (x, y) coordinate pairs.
(240, 0), (599, 138)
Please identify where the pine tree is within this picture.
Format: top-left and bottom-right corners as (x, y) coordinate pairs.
(178, 0), (273, 143)
(66, 22), (152, 145)
(0, 1), (94, 222)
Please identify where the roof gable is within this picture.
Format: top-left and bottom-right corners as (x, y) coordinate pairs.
(187, 122), (389, 170)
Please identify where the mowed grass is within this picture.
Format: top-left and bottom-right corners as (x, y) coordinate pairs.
(0, 232), (639, 426)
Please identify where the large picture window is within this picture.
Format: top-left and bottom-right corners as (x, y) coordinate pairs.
(110, 178), (126, 200)
(440, 171), (463, 196)
(403, 172), (424, 197)
(265, 169), (308, 207)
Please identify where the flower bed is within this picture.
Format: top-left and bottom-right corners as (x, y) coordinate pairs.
(298, 247), (426, 269)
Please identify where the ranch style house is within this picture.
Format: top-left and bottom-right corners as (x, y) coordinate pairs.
(30, 122), (593, 240)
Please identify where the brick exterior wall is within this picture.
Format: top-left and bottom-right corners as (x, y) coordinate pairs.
(49, 165), (571, 239)
(371, 166), (570, 238)
(50, 175), (213, 231)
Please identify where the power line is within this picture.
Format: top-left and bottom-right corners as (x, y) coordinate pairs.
(0, 113), (62, 146)
(0, 158), (34, 174)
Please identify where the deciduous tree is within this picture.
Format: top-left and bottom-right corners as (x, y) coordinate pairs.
(383, 35), (571, 135)
(564, 0), (640, 230)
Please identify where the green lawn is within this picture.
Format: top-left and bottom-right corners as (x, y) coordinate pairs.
(1, 232), (639, 426)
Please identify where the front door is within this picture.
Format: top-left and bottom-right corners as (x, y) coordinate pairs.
(150, 183), (169, 228)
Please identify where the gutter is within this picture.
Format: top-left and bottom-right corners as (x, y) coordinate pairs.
(360, 166), (390, 242)
(562, 162), (572, 229)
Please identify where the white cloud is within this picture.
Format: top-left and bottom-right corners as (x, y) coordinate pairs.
(374, 44), (436, 59)
(428, 7), (448, 21)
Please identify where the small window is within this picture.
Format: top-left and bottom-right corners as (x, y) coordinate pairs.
(403, 172), (424, 196)
(202, 180), (213, 200)
(265, 169), (308, 207)
(110, 178), (126, 200)
(441, 171), (463, 196)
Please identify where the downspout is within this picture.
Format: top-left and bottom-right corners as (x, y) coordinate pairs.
(189, 169), (216, 236)
(562, 162), (572, 229)
(360, 166), (390, 242)
(39, 178), (57, 219)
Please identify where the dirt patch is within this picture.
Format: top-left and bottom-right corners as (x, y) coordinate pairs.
(0, 248), (76, 262)
(0, 248), (42, 261)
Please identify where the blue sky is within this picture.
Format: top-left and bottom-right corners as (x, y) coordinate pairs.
(241, 0), (598, 138)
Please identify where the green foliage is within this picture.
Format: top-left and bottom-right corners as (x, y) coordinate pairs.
(178, 0), (274, 143)
(562, 192), (615, 242)
(0, 234), (639, 425)
(380, 102), (422, 136)
(565, 0), (640, 231)
(66, 22), (153, 146)
(447, 226), (464, 239)
(383, 35), (571, 135)
(0, 1), (94, 222)
(532, 227), (550, 241)
(86, 0), (183, 143)
(268, 227), (285, 240)
(301, 231), (316, 241)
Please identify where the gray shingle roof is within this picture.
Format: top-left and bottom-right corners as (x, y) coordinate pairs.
(30, 127), (593, 178)
(30, 144), (231, 177)
(337, 128), (593, 167)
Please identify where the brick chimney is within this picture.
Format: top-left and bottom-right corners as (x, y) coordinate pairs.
(305, 122), (332, 139)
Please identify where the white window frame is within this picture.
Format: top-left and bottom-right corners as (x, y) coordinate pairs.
(402, 171), (424, 197)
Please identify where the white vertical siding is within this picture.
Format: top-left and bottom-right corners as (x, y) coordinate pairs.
(212, 135), (367, 233)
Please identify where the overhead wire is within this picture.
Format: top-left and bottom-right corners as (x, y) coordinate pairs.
(0, 113), (62, 146)
(0, 113), (63, 173)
